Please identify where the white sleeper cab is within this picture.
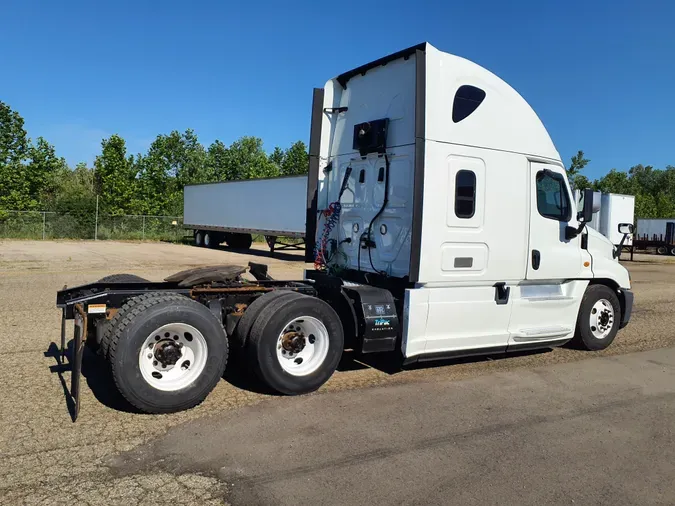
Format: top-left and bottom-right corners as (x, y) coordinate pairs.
(307, 41), (633, 363)
(57, 42), (633, 419)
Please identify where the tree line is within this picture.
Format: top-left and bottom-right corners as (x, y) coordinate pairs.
(567, 150), (675, 219)
(0, 101), (308, 218)
(1, 100), (674, 222)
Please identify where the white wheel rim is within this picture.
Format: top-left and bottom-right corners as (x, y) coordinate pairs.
(589, 299), (615, 339)
(276, 316), (329, 377)
(196, 233), (202, 245)
(138, 323), (208, 391)
(204, 233), (210, 247)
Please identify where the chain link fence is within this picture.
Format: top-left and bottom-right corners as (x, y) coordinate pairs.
(0, 210), (187, 242)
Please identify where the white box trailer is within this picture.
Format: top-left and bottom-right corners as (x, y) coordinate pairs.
(183, 175), (307, 251)
(599, 193), (634, 246)
(574, 191), (634, 246)
(57, 42), (634, 419)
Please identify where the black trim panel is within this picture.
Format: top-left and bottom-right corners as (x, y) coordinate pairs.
(409, 48), (426, 283)
(403, 338), (571, 366)
(305, 88), (324, 263)
(336, 43), (427, 89)
(506, 338), (570, 353)
(619, 289), (633, 329)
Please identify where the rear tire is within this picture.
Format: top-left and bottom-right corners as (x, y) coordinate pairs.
(99, 292), (185, 360)
(231, 290), (303, 348)
(97, 273), (149, 283)
(572, 284), (621, 351)
(93, 274), (150, 351)
(657, 245), (667, 255)
(248, 294), (344, 395)
(194, 231), (204, 247)
(670, 247), (675, 256)
(108, 292), (228, 413)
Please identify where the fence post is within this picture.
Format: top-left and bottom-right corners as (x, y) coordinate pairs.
(42, 212), (46, 240)
(142, 215), (145, 241)
(94, 195), (99, 240)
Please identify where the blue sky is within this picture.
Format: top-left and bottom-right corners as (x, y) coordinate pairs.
(1, 0), (673, 180)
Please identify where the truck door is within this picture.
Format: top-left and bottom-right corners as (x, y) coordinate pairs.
(506, 162), (589, 348)
(526, 163), (583, 280)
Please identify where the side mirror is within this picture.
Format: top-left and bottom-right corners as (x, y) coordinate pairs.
(580, 189), (595, 222)
(618, 223), (634, 234)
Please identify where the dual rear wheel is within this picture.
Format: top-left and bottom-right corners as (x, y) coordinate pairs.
(103, 290), (343, 414)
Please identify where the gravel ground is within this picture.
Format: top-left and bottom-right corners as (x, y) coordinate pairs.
(0, 240), (674, 505)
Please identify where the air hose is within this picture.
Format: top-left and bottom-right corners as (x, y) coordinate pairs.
(314, 166), (352, 270)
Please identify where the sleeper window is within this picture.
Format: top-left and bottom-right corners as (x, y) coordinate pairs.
(455, 170), (476, 218)
(452, 85), (486, 123)
(536, 170), (571, 221)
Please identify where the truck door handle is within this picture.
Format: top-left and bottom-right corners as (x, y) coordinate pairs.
(532, 250), (541, 270)
(494, 282), (510, 305)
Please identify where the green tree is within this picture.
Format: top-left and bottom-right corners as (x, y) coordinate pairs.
(206, 140), (229, 181)
(566, 150), (590, 189)
(269, 146), (285, 170)
(52, 162), (97, 237)
(26, 137), (68, 209)
(0, 101), (30, 209)
(94, 135), (137, 215)
(281, 141), (308, 176)
(224, 136), (278, 180)
(572, 175), (591, 191)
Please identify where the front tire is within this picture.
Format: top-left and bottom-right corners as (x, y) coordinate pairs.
(108, 293), (228, 413)
(248, 294), (344, 395)
(572, 284), (621, 351)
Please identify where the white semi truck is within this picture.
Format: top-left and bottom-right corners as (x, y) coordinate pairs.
(57, 42), (634, 419)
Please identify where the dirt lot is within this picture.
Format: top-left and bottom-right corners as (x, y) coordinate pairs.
(1, 240), (674, 505)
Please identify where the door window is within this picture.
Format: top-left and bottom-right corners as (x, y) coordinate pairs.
(536, 170), (571, 221)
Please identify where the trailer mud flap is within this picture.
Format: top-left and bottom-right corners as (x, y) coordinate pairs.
(71, 304), (87, 421)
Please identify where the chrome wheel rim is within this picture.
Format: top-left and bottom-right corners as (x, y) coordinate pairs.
(590, 299), (614, 339)
(138, 323), (208, 391)
(276, 316), (329, 376)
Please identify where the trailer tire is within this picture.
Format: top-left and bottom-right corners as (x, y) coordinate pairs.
(204, 231), (218, 249)
(108, 292), (228, 414)
(656, 245), (667, 255)
(194, 231), (204, 247)
(571, 284), (621, 351)
(670, 247), (675, 256)
(248, 294), (344, 395)
(231, 290), (304, 348)
(226, 233), (253, 250)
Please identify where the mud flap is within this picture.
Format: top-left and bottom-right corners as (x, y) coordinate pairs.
(71, 304), (87, 421)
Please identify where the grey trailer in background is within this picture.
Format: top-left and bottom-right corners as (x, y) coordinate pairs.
(635, 218), (675, 255)
(184, 175), (307, 252)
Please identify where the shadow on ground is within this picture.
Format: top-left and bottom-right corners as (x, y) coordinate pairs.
(46, 339), (555, 419)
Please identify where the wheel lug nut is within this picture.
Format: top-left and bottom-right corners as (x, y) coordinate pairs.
(147, 353), (152, 359)
(153, 360), (158, 366)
